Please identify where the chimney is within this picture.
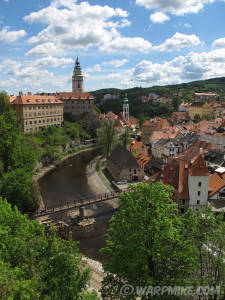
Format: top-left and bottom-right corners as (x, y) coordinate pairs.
(28, 91), (32, 95)
(19, 91), (23, 96)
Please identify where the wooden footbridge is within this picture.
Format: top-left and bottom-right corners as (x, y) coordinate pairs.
(34, 189), (129, 218)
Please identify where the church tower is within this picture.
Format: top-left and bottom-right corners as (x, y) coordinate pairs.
(123, 93), (129, 121)
(72, 57), (84, 92)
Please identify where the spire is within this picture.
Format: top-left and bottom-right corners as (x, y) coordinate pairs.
(72, 57), (83, 92)
(75, 57), (80, 67)
(124, 93), (129, 104)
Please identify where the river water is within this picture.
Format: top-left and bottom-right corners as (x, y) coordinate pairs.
(38, 149), (111, 261)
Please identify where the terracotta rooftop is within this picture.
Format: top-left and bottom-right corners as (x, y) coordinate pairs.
(11, 94), (63, 105)
(58, 92), (94, 100)
(209, 173), (225, 197)
(129, 140), (145, 151)
(136, 154), (151, 167)
(189, 154), (210, 176)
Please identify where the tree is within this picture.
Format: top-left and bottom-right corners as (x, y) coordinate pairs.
(0, 111), (19, 173)
(0, 168), (39, 213)
(172, 96), (181, 111)
(191, 207), (225, 300)
(0, 198), (99, 299)
(101, 182), (196, 299)
(193, 113), (201, 123)
(98, 120), (118, 158)
(120, 127), (131, 149)
(0, 91), (10, 114)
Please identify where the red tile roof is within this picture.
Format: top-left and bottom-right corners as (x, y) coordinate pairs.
(136, 153), (151, 167)
(11, 94), (63, 105)
(209, 173), (225, 197)
(58, 92), (94, 100)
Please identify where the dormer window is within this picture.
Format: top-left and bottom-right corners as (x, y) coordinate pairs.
(26, 99), (31, 103)
(36, 99), (40, 103)
(42, 99), (46, 103)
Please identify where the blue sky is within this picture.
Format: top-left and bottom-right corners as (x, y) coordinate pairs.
(1, 0), (225, 94)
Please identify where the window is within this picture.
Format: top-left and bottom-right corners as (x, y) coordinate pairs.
(198, 182), (202, 187)
(197, 191), (201, 196)
(182, 199), (185, 205)
(134, 169), (136, 174)
(197, 200), (200, 204)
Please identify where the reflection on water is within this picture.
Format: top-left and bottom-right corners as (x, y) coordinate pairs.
(39, 149), (99, 209)
(39, 148), (111, 261)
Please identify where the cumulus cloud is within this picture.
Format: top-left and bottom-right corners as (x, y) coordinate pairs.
(26, 42), (64, 56)
(102, 59), (129, 67)
(24, 1), (136, 56)
(34, 56), (73, 68)
(133, 47), (225, 86)
(153, 32), (201, 52)
(0, 26), (26, 43)
(99, 37), (152, 53)
(150, 12), (170, 23)
(136, 0), (215, 16)
(212, 37), (225, 49)
(85, 64), (101, 74)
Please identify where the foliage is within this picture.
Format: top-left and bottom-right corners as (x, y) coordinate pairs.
(0, 168), (39, 213)
(120, 127), (131, 149)
(97, 120), (118, 158)
(101, 182), (196, 299)
(0, 91), (10, 114)
(0, 111), (19, 173)
(101, 182), (225, 300)
(0, 198), (99, 299)
(193, 113), (201, 123)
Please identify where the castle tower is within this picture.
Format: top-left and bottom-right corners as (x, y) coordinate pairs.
(72, 57), (84, 92)
(123, 93), (129, 121)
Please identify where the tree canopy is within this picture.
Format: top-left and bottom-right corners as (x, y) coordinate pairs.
(0, 198), (99, 299)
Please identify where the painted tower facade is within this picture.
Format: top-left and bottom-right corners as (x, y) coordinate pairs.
(72, 57), (84, 92)
(123, 93), (129, 121)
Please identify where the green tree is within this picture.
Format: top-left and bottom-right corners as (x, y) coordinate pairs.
(172, 96), (181, 111)
(120, 127), (131, 149)
(193, 113), (201, 123)
(0, 91), (10, 113)
(0, 168), (39, 213)
(101, 182), (196, 299)
(98, 120), (118, 158)
(0, 111), (18, 173)
(0, 198), (99, 299)
(191, 207), (225, 299)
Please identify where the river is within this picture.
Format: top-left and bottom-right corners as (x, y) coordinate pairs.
(38, 148), (111, 261)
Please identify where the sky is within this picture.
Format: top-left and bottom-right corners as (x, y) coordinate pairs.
(1, 0), (225, 94)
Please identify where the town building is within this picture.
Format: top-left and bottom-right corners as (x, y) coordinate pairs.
(11, 92), (63, 133)
(193, 92), (219, 102)
(59, 57), (94, 116)
(129, 140), (148, 157)
(107, 144), (144, 182)
(163, 153), (210, 213)
(72, 57), (83, 92)
(188, 102), (214, 119)
(141, 118), (170, 145)
(123, 93), (129, 121)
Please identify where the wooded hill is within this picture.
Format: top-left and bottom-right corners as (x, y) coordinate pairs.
(92, 77), (225, 120)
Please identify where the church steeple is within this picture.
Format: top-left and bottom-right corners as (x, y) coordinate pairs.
(72, 57), (84, 92)
(123, 93), (129, 121)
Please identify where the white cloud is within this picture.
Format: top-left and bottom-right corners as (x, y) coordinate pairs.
(26, 42), (64, 56)
(184, 23), (192, 28)
(212, 37), (225, 49)
(132, 47), (225, 86)
(136, 0), (215, 16)
(150, 12), (170, 23)
(24, 1), (131, 55)
(34, 56), (73, 68)
(153, 32), (201, 52)
(99, 37), (152, 53)
(85, 64), (101, 74)
(0, 26), (26, 43)
(102, 59), (129, 67)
